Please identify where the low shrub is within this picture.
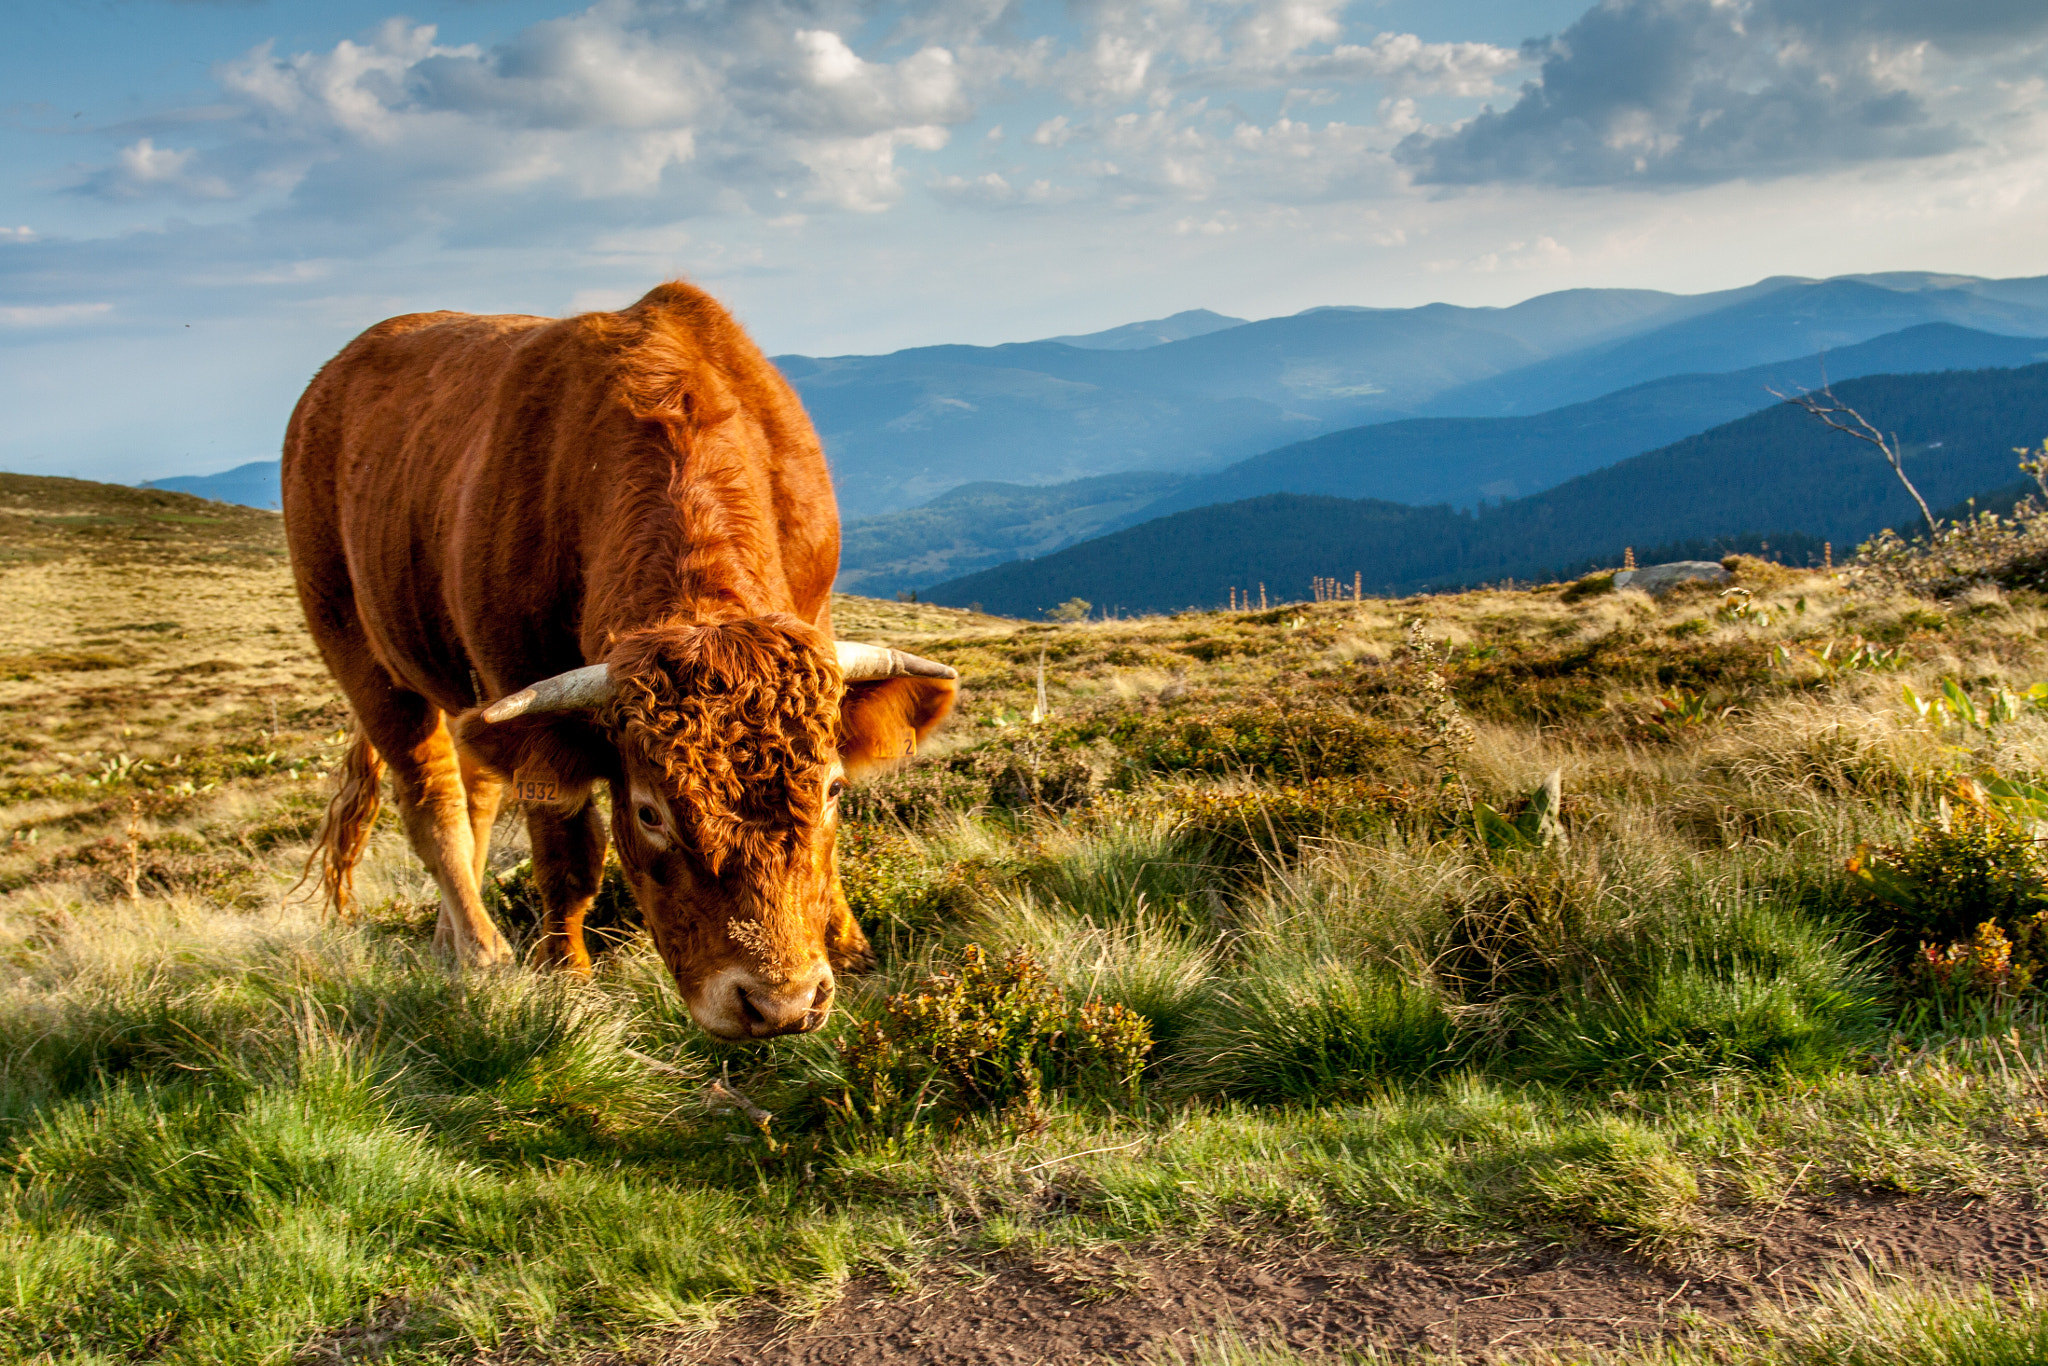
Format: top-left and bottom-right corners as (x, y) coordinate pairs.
(1449, 635), (1776, 725)
(1116, 706), (1410, 783)
(972, 895), (1219, 1058)
(839, 757), (999, 824)
(836, 822), (983, 941)
(1855, 457), (2048, 599)
(833, 944), (1151, 1131)
(1046, 705), (1414, 786)
(1559, 571), (1615, 604)
(1848, 802), (2047, 949)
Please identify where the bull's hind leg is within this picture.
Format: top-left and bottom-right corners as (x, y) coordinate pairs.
(331, 664), (512, 967)
(526, 803), (606, 976)
(289, 526), (509, 967)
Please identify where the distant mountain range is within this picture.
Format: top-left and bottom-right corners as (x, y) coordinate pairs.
(837, 322), (2048, 596)
(142, 460), (280, 509)
(785, 271), (2048, 516)
(1044, 309), (1247, 351)
(837, 472), (1187, 597)
(920, 363), (2048, 616)
(1117, 323), (2048, 522)
(138, 271), (2048, 612)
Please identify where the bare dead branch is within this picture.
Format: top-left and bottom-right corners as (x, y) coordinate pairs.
(707, 1078), (775, 1127)
(1770, 380), (1938, 539)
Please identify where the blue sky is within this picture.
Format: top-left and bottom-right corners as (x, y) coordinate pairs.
(4, 0), (2046, 484)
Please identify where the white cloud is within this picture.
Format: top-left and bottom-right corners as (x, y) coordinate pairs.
(0, 227), (35, 243)
(0, 303), (114, 327)
(69, 5), (982, 222)
(1032, 115), (1076, 147)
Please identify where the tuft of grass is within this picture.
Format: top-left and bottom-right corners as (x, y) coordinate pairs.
(1176, 949), (1460, 1102)
(1520, 897), (1884, 1085)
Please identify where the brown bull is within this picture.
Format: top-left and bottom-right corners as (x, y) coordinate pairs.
(282, 280), (955, 1039)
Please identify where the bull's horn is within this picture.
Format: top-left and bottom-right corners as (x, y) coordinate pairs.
(481, 663), (613, 723)
(836, 641), (958, 681)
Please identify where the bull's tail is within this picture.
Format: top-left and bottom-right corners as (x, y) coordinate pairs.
(294, 726), (385, 920)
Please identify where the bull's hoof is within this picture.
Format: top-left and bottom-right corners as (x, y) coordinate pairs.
(828, 938), (877, 975)
(460, 934), (516, 969)
(530, 937), (594, 979)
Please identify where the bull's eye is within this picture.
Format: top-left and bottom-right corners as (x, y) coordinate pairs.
(635, 803), (662, 830)
(827, 778), (847, 802)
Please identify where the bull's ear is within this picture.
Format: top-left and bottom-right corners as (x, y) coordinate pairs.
(452, 709), (608, 808)
(839, 676), (957, 778)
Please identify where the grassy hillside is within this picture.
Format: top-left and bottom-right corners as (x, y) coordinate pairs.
(928, 363), (2048, 617)
(10, 471), (2048, 1362)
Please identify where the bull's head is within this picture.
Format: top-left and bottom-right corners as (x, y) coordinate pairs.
(459, 616), (954, 1039)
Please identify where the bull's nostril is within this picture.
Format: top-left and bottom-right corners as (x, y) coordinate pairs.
(735, 987), (766, 1030)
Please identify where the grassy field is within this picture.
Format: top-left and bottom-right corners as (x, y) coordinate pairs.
(6, 480), (2048, 1363)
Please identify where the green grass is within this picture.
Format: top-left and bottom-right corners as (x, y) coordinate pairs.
(9, 506), (2048, 1359)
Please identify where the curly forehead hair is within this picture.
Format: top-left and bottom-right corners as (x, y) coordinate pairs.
(608, 615), (840, 874)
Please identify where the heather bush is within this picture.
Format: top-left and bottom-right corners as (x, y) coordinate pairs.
(832, 944), (1151, 1131)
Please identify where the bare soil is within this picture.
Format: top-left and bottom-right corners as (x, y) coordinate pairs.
(634, 1198), (2048, 1365)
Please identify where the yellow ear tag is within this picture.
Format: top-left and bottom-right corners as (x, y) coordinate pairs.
(511, 766), (559, 804)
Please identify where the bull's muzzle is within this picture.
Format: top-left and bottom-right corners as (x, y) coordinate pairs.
(693, 961), (835, 1039)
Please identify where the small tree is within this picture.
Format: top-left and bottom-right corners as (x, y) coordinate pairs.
(1772, 378), (1937, 539)
(1047, 597), (1091, 623)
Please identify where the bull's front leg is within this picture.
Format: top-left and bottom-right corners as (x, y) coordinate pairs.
(526, 801), (607, 977)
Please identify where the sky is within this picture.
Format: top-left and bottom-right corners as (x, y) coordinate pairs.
(3, 0), (2047, 484)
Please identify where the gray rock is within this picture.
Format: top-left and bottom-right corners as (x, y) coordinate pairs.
(1611, 560), (1731, 596)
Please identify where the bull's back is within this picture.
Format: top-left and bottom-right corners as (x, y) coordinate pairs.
(283, 283), (845, 710)
(283, 311), (552, 706)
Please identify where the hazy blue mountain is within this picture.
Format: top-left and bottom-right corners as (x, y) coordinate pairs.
(1120, 323), (2048, 521)
(837, 471), (1187, 598)
(922, 363), (2048, 616)
(785, 273), (2048, 516)
(784, 283), (1745, 516)
(1044, 309), (1247, 350)
(1421, 277), (2048, 417)
(141, 460), (281, 509)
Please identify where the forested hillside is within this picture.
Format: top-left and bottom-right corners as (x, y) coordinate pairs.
(926, 363), (2048, 615)
(836, 471), (1188, 596)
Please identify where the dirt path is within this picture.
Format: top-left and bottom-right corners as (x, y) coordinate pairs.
(629, 1199), (2048, 1365)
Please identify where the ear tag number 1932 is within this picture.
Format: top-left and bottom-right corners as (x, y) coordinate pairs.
(512, 770), (558, 804)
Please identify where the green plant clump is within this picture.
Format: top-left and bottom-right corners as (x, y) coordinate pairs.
(1848, 800), (2048, 1006)
(834, 943), (1152, 1131)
